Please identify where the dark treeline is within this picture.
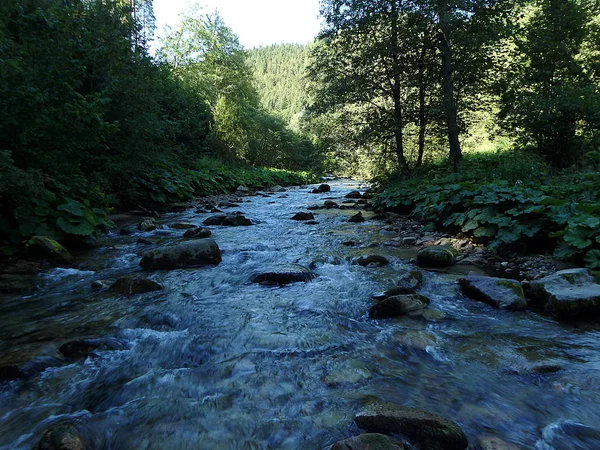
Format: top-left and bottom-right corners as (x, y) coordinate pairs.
(0, 0), (319, 251)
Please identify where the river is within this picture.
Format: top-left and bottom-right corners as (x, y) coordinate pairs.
(1, 180), (599, 449)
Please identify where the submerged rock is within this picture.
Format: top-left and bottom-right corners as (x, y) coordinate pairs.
(138, 217), (158, 232)
(183, 227), (212, 239)
(354, 255), (389, 267)
(110, 276), (162, 296)
(528, 268), (600, 320)
(459, 274), (527, 311)
(28, 236), (73, 265)
(354, 401), (468, 450)
(395, 330), (438, 351)
(291, 212), (315, 221)
(59, 337), (128, 359)
(417, 246), (457, 268)
(477, 436), (523, 450)
(36, 424), (86, 450)
(330, 433), (408, 450)
(369, 294), (431, 319)
(251, 264), (316, 285)
(309, 256), (343, 269)
(140, 238), (222, 271)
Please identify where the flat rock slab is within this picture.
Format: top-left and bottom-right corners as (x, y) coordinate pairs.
(354, 402), (468, 450)
(459, 274), (527, 311)
(529, 268), (600, 320)
(251, 264), (316, 285)
(140, 238), (222, 271)
(369, 294), (431, 319)
(330, 433), (408, 450)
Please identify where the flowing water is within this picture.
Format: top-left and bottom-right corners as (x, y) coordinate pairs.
(1, 180), (600, 449)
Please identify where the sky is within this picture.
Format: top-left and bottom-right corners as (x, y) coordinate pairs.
(153, 0), (322, 49)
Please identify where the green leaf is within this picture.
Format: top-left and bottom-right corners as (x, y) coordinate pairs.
(584, 250), (600, 269)
(57, 199), (86, 217)
(564, 228), (593, 250)
(554, 243), (578, 260)
(473, 226), (496, 238)
(56, 217), (94, 236)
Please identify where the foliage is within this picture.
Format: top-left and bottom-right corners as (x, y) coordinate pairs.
(374, 153), (600, 268)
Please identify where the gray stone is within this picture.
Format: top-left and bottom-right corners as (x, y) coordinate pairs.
(27, 236), (73, 265)
(183, 227), (212, 239)
(270, 185), (286, 192)
(345, 191), (363, 199)
(292, 212), (315, 221)
(236, 185), (249, 192)
(140, 238), (221, 271)
(36, 424), (85, 450)
(369, 294), (431, 319)
(477, 436), (523, 450)
(402, 236), (417, 246)
(251, 264), (316, 285)
(397, 271), (424, 290)
(138, 217), (158, 232)
(324, 200), (339, 209)
(459, 274), (527, 311)
(354, 401), (468, 450)
(349, 212), (366, 223)
(528, 268), (600, 319)
(203, 214), (252, 227)
(354, 255), (389, 267)
(318, 183), (331, 192)
(417, 245), (457, 268)
(330, 434), (407, 450)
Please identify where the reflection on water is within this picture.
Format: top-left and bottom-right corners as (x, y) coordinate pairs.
(1, 181), (599, 449)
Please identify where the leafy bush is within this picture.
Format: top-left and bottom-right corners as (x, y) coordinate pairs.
(374, 168), (600, 268)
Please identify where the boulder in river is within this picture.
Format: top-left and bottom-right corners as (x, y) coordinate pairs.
(110, 276), (162, 296)
(251, 264), (316, 285)
(397, 270), (424, 290)
(236, 185), (249, 192)
(169, 222), (196, 230)
(59, 337), (128, 359)
(354, 255), (389, 267)
(417, 245), (457, 268)
(459, 274), (527, 311)
(183, 227), (212, 239)
(27, 236), (73, 265)
(291, 212), (315, 221)
(349, 212), (366, 223)
(369, 294), (431, 318)
(270, 185), (286, 193)
(203, 214), (253, 227)
(36, 424), (86, 450)
(138, 217), (158, 232)
(345, 191), (363, 199)
(324, 200), (339, 209)
(330, 433), (408, 450)
(528, 268), (600, 319)
(318, 183), (331, 192)
(354, 401), (468, 450)
(140, 238), (222, 271)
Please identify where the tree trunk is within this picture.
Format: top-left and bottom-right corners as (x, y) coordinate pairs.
(437, 1), (462, 171)
(417, 41), (428, 167)
(391, 0), (409, 171)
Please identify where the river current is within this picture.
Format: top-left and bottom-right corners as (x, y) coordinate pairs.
(1, 180), (599, 449)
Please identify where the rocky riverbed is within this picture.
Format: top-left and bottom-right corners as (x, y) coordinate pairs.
(1, 180), (599, 449)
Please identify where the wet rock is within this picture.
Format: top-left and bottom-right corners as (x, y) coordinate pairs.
(218, 201), (240, 208)
(137, 237), (156, 245)
(183, 227), (212, 239)
(397, 270), (424, 290)
(110, 276), (162, 296)
(349, 212), (366, 223)
(528, 268), (600, 320)
(324, 200), (339, 209)
(251, 264), (316, 285)
(169, 223), (196, 230)
(236, 185), (249, 192)
(270, 185), (286, 192)
(59, 337), (128, 359)
(138, 217), (158, 232)
(318, 183), (331, 192)
(354, 401), (468, 450)
(203, 214), (253, 227)
(28, 236), (73, 265)
(458, 274), (527, 311)
(324, 359), (372, 385)
(140, 238), (222, 271)
(417, 245), (457, 268)
(309, 256), (344, 270)
(307, 205), (321, 210)
(369, 294), (431, 319)
(529, 364), (563, 374)
(305, 221), (319, 225)
(408, 308), (448, 322)
(330, 434), (408, 450)
(345, 191), (363, 199)
(91, 280), (108, 290)
(342, 240), (358, 247)
(169, 203), (189, 213)
(477, 436), (523, 450)
(291, 212), (315, 221)
(456, 256), (487, 266)
(354, 255), (389, 267)
(36, 424), (86, 450)
(402, 236), (417, 246)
